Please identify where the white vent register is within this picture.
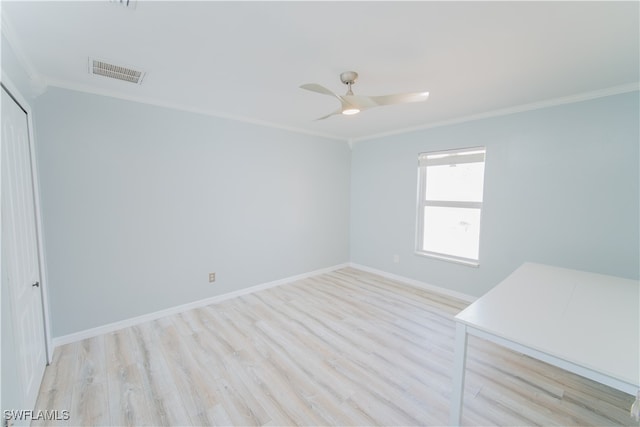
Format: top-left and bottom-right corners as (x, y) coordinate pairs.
(89, 58), (146, 84)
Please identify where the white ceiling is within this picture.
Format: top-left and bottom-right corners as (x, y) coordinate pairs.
(2, 1), (639, 141)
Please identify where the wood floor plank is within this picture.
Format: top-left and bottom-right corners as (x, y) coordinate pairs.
(153, 315), (220, 426)
(105, 328), (156, 426)
(69, 335), (109, 426)
(129, 321), (193, 426)
(251, 320), (370, 425)
(193, 306), (283, 426)
(32, 342), (78, 427)
(34, 268), (639, 426)
(243, 294), (360, 403)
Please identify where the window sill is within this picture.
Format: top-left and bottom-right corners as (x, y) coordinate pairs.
(415, 250), (480, 268)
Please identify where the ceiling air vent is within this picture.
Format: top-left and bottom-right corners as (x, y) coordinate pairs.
(89, 58), (146, 84)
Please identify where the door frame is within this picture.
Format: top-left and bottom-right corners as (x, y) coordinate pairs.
(1, 73), (53, 365)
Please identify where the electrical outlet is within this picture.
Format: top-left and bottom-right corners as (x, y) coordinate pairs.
(209, 272), (216, 283)
(393, 254), (400, 264)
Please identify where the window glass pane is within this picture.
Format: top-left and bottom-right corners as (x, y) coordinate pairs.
(425, 161), (485, 202)
(422, 206), (481, 260)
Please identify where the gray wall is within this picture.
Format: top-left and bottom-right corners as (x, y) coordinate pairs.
(351, 92), (640, 297)
(34, 88), (351, 337)
(10, 49), (640, 338)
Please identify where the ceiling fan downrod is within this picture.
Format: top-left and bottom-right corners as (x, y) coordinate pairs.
(340, 71), (358, 95)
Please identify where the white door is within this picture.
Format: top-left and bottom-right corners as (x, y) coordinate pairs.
(1, 85), (47, 411)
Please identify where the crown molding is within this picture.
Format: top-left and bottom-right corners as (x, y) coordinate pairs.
(1, 13), (47, 95)
(43, 80), (639, 146)
(2, 10), (637, 144)
(43, 77), (348, 142)
(40, 78), (640, 145)
(352, 82), (640, 144)
(5, 11), (636, 147)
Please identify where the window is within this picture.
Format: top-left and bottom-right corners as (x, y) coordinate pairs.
(416, 147), (486, 266)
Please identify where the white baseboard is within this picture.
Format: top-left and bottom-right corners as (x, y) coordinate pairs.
(348, 262), (477, 303)
(52, 261), (474, 348)
(52, 262), (350, 348)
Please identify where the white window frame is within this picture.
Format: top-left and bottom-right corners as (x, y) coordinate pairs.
(415, 146), (486, 267)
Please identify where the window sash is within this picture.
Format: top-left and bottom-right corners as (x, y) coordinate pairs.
(420, 205), (482, 262)
(418, 147), (485, 167)
(422, 200), (482, 209)
(416, 146), (486, 266)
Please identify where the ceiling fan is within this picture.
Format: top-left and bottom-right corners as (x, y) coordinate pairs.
(300, 71), (429, 120)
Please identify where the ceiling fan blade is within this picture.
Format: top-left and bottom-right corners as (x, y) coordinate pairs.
(300, 83), (341, 100)
(341, 95), (378, 110)
(370, 91), (430, 106)
(302, 72), (428, 120)
(315, 109), (343, 121)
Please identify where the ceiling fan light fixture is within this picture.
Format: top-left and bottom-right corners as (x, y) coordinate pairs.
(300, 70), (429, 120)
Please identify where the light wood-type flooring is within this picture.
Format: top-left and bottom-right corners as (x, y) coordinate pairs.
(34, 268), (638, 426)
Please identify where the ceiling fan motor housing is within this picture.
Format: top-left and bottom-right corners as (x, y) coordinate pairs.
(340, 71), (358, 85)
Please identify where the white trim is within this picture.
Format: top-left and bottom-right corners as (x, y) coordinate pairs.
(2, 11), (344, 142)
(0, 14), (47, 97)
(2, 8), (636, 145)
(416, 146), (486, 266)
(44, 80), (640, 145)
(423, 200), (483, 209)
(18, 65), (639, 146)
(349, 262), (477, 303)
(352, 83), (640, 144)
(42, 78), (346, 143)
(414, 250), (480, 268)
(52, 262), (350, 348)
(418, 147), (485, 167)
(0, 74), (54, 365)
(5, 5), (635, 146)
